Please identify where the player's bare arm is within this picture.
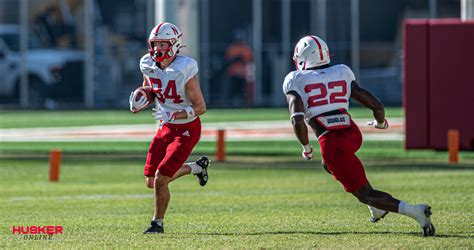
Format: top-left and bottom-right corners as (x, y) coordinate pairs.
(350, 81), (388, 128)
(286, 91), (309, 145)
(286, 91), (313, 160)
(164, 75), (206, 121)
(184, 75), (206, 115)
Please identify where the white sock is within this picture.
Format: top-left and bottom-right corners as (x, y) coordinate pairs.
(398, 201), (422, 224)
(187, 162), (202, 174)
(152, 218), (163, 226)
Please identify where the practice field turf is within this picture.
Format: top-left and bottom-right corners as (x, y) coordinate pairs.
(2, 141), (474, 163)
(0, 107), (403, 128)
(1, 108), (473, 248)
(0, 157), (472, 248)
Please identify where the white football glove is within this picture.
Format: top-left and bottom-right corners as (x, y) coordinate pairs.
(152, 107), (176, 127)
(129, 91), (149, 113)
(367, 118), (389, 129)
(301, 144), (313, 160)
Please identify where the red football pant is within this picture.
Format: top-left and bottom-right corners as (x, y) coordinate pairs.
(144, 118), (201, 178)
(318, 120), (368, 192)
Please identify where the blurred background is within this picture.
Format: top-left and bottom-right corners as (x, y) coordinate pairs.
(1, 3), (474, 247)
(0, 0), (464, 109)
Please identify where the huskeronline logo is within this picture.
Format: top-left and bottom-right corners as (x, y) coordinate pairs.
(12, 225), (63, 240)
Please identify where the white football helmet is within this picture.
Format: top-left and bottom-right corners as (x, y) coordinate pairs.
(293, 35), (330, 70)
(147, 22), (183, 62)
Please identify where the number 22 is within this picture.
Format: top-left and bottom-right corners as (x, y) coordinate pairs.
(304, 80), (347, 108)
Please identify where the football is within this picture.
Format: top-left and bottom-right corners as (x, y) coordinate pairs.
(134, 86), (155, 103)
(131, 86), (155, 113)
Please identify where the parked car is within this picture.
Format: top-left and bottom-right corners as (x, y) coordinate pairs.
(0, 24), (84, 106)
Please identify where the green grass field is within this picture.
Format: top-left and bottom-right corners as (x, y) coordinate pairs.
(1, 108), (473, 248)
(0, 107), (403, 128)
(0, 158), (473, 248)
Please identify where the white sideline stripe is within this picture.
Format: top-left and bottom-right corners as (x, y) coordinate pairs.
(0, 118), (404, 132)
(0, 134), (403, 142)
(0, 118), (404, 142)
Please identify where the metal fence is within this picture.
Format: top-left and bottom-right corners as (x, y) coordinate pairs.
(0, 0), (462, 109)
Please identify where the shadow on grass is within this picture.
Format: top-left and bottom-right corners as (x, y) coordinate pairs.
(363, 162), (474, 171)
(216, 160), (474, 172)
(171, 230), (472, 239)
(1, 153), (473, 172)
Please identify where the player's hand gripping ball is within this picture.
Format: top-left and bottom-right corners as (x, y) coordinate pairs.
(129, 86), (155, 113)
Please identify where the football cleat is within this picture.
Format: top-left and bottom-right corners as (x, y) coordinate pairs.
(420, 205), (435, 237)
(368, 205), (389, 223)
(194, 156), (210, 186)
(143, 220), (164, 234)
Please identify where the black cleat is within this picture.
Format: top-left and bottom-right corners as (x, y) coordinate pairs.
(423, 223), (435, 237)
(143, 220), (164, 234)
(194, 156), (210, 186)
(422, 206), (435, 237)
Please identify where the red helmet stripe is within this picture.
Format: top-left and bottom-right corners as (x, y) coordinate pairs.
(309, 35), (324, 61)
(154, 22), (166, 35)
(171, 26), (179, 35)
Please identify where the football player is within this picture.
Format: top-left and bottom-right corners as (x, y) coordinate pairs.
(283, 35), (435, 236)
(129, 22), (210, 234)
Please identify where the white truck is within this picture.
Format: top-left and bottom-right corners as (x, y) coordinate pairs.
(0, 24), (84, 105)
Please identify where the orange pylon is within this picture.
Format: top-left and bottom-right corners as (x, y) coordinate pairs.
(448, 129), (459, 164)
(49, 150), (62, 182)
(216, 130), (226, 161)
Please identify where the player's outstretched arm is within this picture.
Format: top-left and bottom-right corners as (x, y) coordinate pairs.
(350, 81), (387, 128)
(286, 91), (313, 160)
